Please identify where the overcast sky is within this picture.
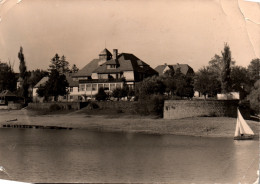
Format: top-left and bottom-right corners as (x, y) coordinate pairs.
(0, 0), (259, 72)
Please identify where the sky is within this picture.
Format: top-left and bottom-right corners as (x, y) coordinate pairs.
(0, 0), (259, 72)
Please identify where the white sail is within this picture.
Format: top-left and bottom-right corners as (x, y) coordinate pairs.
(234, 109), (254, 137)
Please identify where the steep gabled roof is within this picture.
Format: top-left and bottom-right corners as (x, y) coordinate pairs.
(171, 64), (194, 75)
(92, 53), (157, 75)
(105, 59), (119, 65)
(34, 74), (78, 88)
(155, 64), (194, 76)
(154, 65), (168, 76)
(34, 76), (49, 88)
(0, 90), (16, 97)
(73, 59), (101, 77)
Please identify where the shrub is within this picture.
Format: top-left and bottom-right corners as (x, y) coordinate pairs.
(49, 104), (61, 111)
(247, 80), (260, 115)
(117, 109), (123, 113)
(135, 94), (164, 117)
(151, 94), (165, 117)
(86, 102), (99, 110)
(95, 87), (108, 101)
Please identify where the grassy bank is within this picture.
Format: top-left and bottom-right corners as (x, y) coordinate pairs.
(0, 109), (258, 138)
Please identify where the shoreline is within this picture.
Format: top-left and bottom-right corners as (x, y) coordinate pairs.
(0, 109), (258, 138)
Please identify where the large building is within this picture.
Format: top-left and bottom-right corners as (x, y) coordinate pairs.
(72, 48), (158, 99)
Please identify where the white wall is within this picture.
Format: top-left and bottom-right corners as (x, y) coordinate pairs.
(91, 73), (98, 79)
(32, 88), (38, 97)
(217, 92), (240, 100)
(123, 71), (134, 80)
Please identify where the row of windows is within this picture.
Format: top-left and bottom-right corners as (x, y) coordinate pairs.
(79, 83), (122, 92)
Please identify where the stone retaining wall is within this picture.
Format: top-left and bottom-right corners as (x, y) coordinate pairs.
(94, 101), (137, 111)
(164, 100), (241, 119)
(28, 102), (88, 110)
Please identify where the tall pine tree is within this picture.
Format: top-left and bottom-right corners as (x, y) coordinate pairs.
(18, 46), (29, 102)
(221, 43), (232, 93)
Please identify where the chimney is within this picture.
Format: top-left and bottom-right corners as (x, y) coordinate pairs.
(113, 49), (118, 60)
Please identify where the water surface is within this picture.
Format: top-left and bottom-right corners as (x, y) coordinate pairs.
(0, 128), (258, 183)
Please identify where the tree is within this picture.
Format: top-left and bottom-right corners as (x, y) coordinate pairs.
(0, 62), (16, 92)
(230, 66), (250, 99)
(135, 75), (165, 99)
(221, 43), (232, 93)
(36, 70), (69, 101)
(28, 69), (48, 88)
(208, 54), (223, 82)
(173, 68), (194, 98)
(247, 58), (260, 84)
(70, 64), (79, 73)
(162, 69), (175, 97)
(112, 85), (129, 99)
(18, 46), (29, 101)
(49, 54), (70, 74)
(247, 80), (260, 114)
(95, 87), (108, 101)
(194, 67), (221, 98)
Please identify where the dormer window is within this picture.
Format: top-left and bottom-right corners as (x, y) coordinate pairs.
(107, 64), (117, 69)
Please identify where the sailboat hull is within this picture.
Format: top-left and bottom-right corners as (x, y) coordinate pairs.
(234, 135), (254, 140)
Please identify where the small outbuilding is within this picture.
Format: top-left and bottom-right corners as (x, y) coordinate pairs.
(0, 90), (17, 105)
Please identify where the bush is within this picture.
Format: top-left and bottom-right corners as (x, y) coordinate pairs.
(95, 87), (108, 101)
(49, 104), (61, 111)
(135, 94), (164, 117)
(247, 80), (260, 115)
(117, 109), (123, 113)
(86, 102), (99, 110)
(151, 94), (165, 117)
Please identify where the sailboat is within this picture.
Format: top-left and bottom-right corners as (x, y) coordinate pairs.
(234, 109), (254, 140)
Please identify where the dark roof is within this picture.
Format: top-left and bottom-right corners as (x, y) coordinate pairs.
(105, 59), (119, 65)
(64, 74), (79, 87)
(155, 64), (194, 76)
(0, 90), (16, 97)
(154, 65), (168, 76)
(93, 53), (157, 75)
(172, 64), (194, 75)
(34, 75), (78, 88)
(73, 59), (101, 77)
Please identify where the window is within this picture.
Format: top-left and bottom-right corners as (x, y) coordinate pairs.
(109, 74), (116, 79)
(92, 84), (97, 91)
(116, 83), (121, 89)
(128, 84), (134, 89)
(110, 84), (116, 91)
(107, 64), (116, 69)
(98, 74), (108, 79)
(69, 87), (73, 92)
(104, 84), (109, 90)
(86, 84), (91, 91)
(98, 84), (104, 89)
(79, 84), (85, 91)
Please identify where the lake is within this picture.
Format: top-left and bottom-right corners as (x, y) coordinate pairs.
(0, 128), (258, 183)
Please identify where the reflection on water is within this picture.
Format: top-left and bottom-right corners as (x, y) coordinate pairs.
(0, 128), (258, 183)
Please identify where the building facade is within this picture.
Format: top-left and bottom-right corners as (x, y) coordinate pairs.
(72, 48), (158, 99)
